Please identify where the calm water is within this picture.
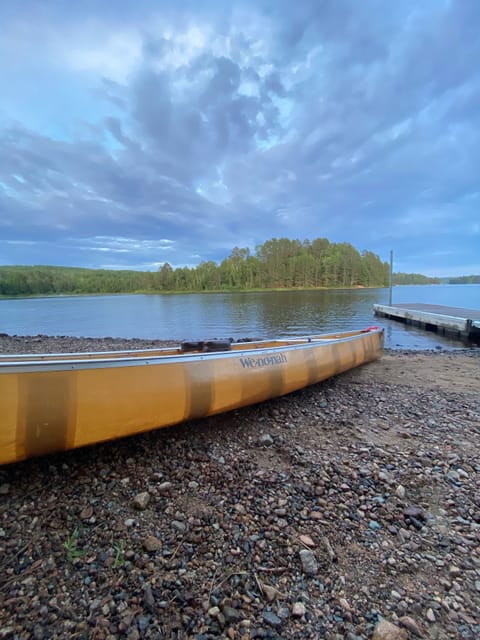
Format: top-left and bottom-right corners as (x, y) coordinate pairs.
(1, 285), (479, 350)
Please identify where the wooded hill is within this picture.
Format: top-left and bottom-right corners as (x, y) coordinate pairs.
(0, 237), (439, 296)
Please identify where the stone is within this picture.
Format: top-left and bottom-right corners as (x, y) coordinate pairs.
(426, 608), (435, 622)
(299, 549), (318, 575)
(292, 602), (306, 617)
(79, 505), (93, 520)
(398, 616), (424, 637)
(262, 611), (282, 628)
(222, 606), (242, 623)
(395, 485), (406, 499)
(171, 520), (186, 533)
(258, 433), (274, 446)
(403, 506), (426, 521)
(339, 597), (353, 612)
(143, 536), (162, 552)
(262, 585), (277, 602)
(0, 483), (10, 495)
(157, 482), (172, 492)
(133, 492), (150, 511)
(372, 619), (408, 640)
(299, 534), (316, 548)
(448, 565), (461, 577)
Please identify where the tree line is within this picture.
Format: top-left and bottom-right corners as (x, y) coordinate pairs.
(0, 237), (443, 296)
(393, 272), (441, 285)
(448, 275), (480, 284)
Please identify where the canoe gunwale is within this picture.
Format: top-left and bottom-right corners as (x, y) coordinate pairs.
(0, 329), (383, 374)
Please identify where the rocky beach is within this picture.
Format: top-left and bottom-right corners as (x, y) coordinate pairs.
(0, 335), (479, 639)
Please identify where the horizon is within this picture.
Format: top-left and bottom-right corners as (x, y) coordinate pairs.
(1, 1), (479, 278)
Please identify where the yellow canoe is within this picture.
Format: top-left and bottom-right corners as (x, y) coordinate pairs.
(0, 327), (383, 465)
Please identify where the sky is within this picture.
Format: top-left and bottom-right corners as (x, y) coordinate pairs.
(1, 0), (479, 278)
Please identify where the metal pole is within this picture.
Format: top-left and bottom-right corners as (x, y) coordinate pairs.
(389, 250), (393, 305)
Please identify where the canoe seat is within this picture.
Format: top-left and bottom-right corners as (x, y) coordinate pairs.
(181, 341), (205, 352)
(181, 340), (232, 353)
(204, 340), (232, 352)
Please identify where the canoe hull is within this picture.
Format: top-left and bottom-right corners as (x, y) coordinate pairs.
(0, 329), (383, 464)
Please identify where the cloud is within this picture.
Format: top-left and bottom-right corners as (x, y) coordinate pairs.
(1, 0), (479, 275)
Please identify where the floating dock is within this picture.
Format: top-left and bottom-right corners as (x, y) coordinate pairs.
(373, 303), (480, 342)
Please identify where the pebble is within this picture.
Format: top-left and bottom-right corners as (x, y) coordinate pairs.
(299, 534), (316, 548)
(426, 608), (436, 622)
(403, 505), (426, 521)
(142, 536), (162, 552)
(79, 505), (94, 520)
(222, 606), (242, 623)
(398, 616), (424, 637)
(291, 602), (306, 617)
(132, 491), (150, 510)
(372, 619), (408, 640)
(262, 611), (282, 628)
(299, 549), (318, 575)
(261, 584), (277, 602)
(449, 565), (461, 577)
(395, 485), (406, 499)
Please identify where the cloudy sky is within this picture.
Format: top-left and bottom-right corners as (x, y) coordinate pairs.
(1, 0), (479, 277)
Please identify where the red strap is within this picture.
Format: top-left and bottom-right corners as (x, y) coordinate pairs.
(362, 326), (380, 332)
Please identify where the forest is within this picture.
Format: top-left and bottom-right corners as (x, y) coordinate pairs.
(0, 237), (441, 296)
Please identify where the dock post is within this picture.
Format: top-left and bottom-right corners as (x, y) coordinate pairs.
(388, 250), (393, 306)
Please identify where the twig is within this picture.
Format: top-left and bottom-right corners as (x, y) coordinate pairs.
(253, 571), (264, 594)
(169, 540), (184, 561)
(0, 532), (42, 572)
(0, 558), (43, 592)
(208, 566), (220, 603)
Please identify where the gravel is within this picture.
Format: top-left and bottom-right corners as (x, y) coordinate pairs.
(0, 335), (479, 639)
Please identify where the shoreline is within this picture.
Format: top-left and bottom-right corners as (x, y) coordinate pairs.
(0, 338), (479, 638)
(0, 285), (386, 301)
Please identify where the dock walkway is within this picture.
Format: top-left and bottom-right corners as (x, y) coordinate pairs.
(373, 303), (480, 342)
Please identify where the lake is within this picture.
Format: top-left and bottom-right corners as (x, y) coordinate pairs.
(1, 285), (479, 350)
